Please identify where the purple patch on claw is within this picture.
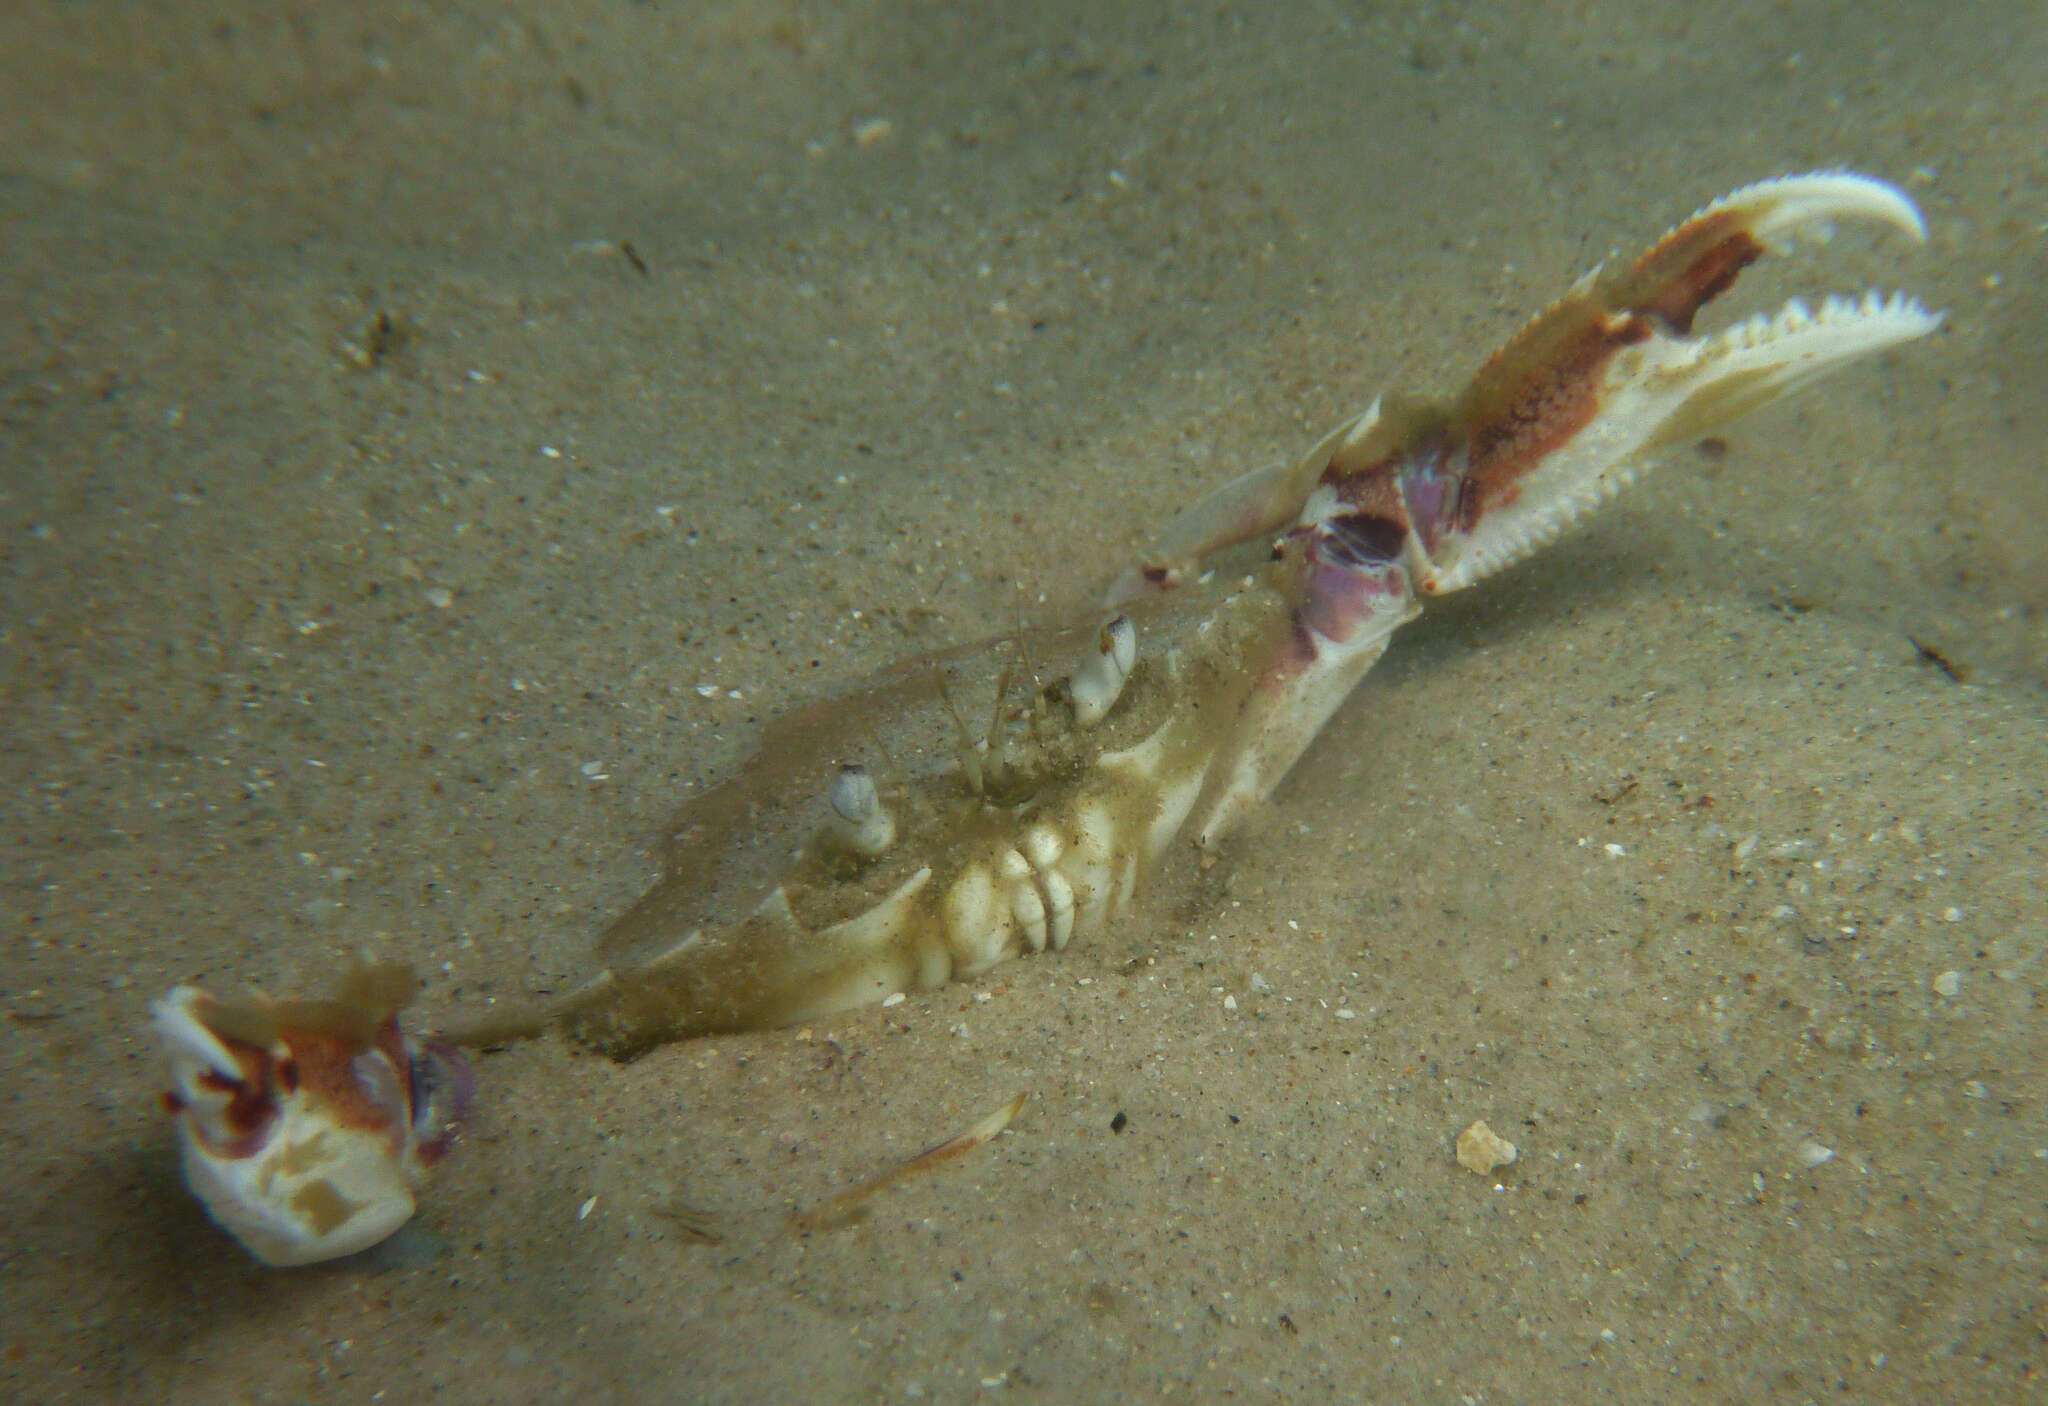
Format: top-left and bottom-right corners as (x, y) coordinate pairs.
(1397, 440), (1468, 551)
(409, 1039), (475, 1162)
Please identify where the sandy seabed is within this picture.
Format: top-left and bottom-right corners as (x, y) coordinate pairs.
(4, 2), (2045, 1402)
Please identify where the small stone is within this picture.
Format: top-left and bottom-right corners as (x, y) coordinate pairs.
(852, 117), (895, 148)
(1932, 970), (1962, 997)
(1456, 1120), (1517, 1175)
(1797, 1140), (1836, 1168)
(424, 586), (454, 609)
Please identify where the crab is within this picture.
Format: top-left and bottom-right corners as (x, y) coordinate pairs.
(1116, 171), (1940, 847)
(154, 171), (1937, 1263)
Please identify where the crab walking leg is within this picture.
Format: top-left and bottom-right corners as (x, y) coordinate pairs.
(1185, 172), (1938, 846)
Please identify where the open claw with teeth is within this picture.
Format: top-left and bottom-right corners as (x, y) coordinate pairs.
(1185, 171), (1940, 844)
(1401, 170), (1938, 596)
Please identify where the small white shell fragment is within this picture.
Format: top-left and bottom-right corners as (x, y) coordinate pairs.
(578, 1195), (598, 1220)
(1456, 1120), (1518, 1175)
(880, 992), (907, 1008)
(1797, 1140), (1836, 1169)
(1932, 970), (1962, 997)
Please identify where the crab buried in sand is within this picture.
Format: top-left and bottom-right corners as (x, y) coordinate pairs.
(491, 171), (1938, 1054)
(155, 172), (1937, 1262)
(154, 962), (472, 1266)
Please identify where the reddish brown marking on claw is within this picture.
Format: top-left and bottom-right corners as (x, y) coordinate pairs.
(276, 1019), (412, 1140)
(1327, 449), (1408, 523)
(1446, 205), (1776, 529)
(1625, 216), (1765, 334)
(1457, 308), (1653, 523)
(192, 1057), (281, 1156)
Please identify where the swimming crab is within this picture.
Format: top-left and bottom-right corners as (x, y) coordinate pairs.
(155, 171), (1937, 1264)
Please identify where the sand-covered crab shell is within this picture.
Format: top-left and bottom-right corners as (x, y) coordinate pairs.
(153, 962), (472, 1267)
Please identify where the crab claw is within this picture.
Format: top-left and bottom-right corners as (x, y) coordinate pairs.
(1398, 170), (1941, 595)
(1187, 172), (1938, 848)
(153, 962), (472, 1266)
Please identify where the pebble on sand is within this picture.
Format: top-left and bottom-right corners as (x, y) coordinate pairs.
(1456, 1120), (1517, 1175)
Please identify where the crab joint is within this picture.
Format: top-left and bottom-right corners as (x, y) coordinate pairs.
(824, 764), (896, 859)
(1069, 615), (1138, 729)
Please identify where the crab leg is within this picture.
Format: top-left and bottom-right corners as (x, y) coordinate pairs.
(1188, 172), (1938, 843)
